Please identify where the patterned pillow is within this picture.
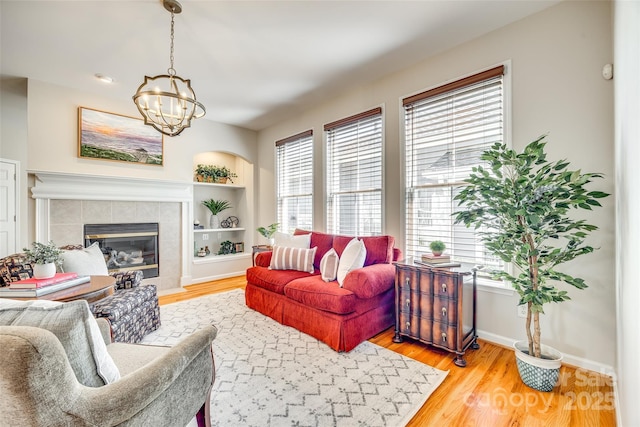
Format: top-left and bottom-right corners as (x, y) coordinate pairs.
(320, 248), (339, 282)
(269, 246), (317, 274)
(0, 253), (33, 287)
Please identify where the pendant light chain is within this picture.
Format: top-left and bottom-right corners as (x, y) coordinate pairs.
(168, 7), (176, 76)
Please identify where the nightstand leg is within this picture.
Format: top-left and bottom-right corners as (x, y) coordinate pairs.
(471, 337), (480, 350)
(393, 331), (403, 343)
(454, 354), (467, 367)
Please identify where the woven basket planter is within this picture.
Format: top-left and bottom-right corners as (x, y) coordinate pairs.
(514, 340), (563, 392)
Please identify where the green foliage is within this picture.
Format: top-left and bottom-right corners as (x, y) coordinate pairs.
(23, 241), (63, 265)
(257, 223), (279, 239)
(81, 145), (161, 164)
(218, 240), (235, 255)
(429, 240), (446, 253)
(453, 135), (609, 358)
(195, 164), (238, 183)
(202, 199), (232, 215)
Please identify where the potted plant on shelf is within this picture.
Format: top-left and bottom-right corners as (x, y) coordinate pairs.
(211, 165), (238, 184)
(202, 199), (232, 229)
(453, 135), (609, 392)
(429, 240), (446, 256)
(257, 223), (279, 246)
(23, 241), (63, 279)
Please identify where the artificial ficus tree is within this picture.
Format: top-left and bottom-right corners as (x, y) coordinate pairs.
(453, 135), (609, 359)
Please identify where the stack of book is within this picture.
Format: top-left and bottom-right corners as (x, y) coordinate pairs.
(415, 253), (461, 268)
(0, 273), (91, 298)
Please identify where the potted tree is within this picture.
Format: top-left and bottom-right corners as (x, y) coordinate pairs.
(202, 199), (232, 229)
(453, 135), (608, 391)
(23, 241), (63, 279)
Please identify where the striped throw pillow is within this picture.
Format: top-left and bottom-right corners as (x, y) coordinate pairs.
(320, 248), (339, 282)
(269, 246), (317, 273)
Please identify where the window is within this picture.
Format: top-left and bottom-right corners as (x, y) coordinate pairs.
(276, 130), (313, 234)
(325, 108), (383, 236)
(404, 65), (506, 276)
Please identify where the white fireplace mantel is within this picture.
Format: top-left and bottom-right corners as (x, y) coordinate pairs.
(30, 171), (193, 202)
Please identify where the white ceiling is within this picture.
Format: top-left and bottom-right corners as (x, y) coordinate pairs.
(1, 0), (559, 131)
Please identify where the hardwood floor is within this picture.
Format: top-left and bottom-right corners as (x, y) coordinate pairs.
(159, 277), (617, 427)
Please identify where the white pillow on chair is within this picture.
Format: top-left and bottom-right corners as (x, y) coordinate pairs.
(61, 242), (109, 276)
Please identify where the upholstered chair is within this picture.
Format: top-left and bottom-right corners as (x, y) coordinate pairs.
(0, 299), (216, 427)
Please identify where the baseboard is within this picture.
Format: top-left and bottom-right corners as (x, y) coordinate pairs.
(191, 270), (246, 284)
(477, 329), (616, 376)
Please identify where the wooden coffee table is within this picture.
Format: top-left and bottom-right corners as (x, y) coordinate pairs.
(11, 275), (116, 303)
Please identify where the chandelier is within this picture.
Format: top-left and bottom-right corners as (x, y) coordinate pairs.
(133, 0), (205, 137)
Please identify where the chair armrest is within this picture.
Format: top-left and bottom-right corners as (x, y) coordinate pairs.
(110, 270), (143, 290)
(342, 263), (395, 299)
(95, 318), (112, 345)
(255, 251), (272, 267)
(65, 325), (217, 425)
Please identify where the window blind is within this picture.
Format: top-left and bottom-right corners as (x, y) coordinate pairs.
(404, 66), (505, 272)
(325, 108), (383, 236)
(276, 130), (313, 234)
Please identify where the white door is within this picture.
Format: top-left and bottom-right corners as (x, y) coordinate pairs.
(0, 159), (18, 257)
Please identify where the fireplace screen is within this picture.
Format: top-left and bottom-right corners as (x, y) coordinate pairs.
(84, 223), (159, 278)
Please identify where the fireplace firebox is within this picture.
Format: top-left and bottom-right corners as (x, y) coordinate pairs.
(84, 223), (159, 278)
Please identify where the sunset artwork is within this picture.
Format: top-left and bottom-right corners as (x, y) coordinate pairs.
(78, 107), (163, 165)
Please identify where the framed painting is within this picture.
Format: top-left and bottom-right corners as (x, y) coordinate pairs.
(78, 107), (164, 165)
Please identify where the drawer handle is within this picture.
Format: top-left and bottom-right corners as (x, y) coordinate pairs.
(406, 298), (411, 308)
(405, 321), (410, 331)
(441, 283), (447, 293)
(442, 307), (447, 318)
(406, 277), (410, 287)
(442, 332), (447, 342)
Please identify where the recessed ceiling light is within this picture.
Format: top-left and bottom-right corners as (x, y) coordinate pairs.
(95, 73), (114, 84)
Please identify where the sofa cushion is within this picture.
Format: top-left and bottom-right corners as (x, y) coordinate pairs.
(320, 248), (339, 282)
(284, 276), (357, 315)
(294, 229), (335, 269)
(269, 246), (317, 273)
(0, 253), (33, 286)
(333, 235), (394, 266)
(273, 232), (311, 249)
(246, 266), (316, 295)
(61, 242), (109, 276)
(0, 299), (120, 386)
(337, 238), (367, 287)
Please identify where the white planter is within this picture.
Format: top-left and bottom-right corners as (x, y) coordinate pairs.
(33, 262), (56, 279)
(209, 214), (219, 229)
(514, 340), (563, 392)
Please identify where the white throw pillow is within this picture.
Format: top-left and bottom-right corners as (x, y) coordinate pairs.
(336, 238), (367, 287)
(0, 299), (120, 386)
(269, 246), (317, 273)
(320, 248), (340, 282)
(61, 242), (109, 276)
(273, 232), (311, 249)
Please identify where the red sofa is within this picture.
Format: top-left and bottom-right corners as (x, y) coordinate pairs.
(245, 230), (401, 352)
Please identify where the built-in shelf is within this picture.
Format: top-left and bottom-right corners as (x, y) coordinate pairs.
(194, 228), (245, 233)
(193, 182), (245, 189)
(192, 252), (251, 264)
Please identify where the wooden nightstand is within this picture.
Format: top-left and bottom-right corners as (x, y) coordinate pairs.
(392, 260), (479, 367)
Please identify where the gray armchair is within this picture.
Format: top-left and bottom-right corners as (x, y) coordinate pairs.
(0, 315), (216, 426)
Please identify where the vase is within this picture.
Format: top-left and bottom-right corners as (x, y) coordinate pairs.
(33, 262), (56, 279)
(513, 340), (563, 392)
(209, 214), (219, 229)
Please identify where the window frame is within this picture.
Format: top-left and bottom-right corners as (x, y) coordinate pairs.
(324, 107), (385, 237)
(275, 130), (314, 234)
(401, 63), (512, 290)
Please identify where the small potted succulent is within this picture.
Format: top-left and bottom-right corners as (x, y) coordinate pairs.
(429, 240), (446, 256)
(23, 241), (63, 279)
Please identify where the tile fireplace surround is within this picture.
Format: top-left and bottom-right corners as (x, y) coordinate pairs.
(30, 172), (193, 293)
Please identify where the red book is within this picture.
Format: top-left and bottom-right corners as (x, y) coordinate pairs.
(9, 272), (78, 289)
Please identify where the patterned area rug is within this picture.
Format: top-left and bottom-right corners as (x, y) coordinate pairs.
(141, 289), (447, 427)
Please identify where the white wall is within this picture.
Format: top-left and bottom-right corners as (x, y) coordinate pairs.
(614, 0), (640, 424)
(257, 1), (615, 369)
